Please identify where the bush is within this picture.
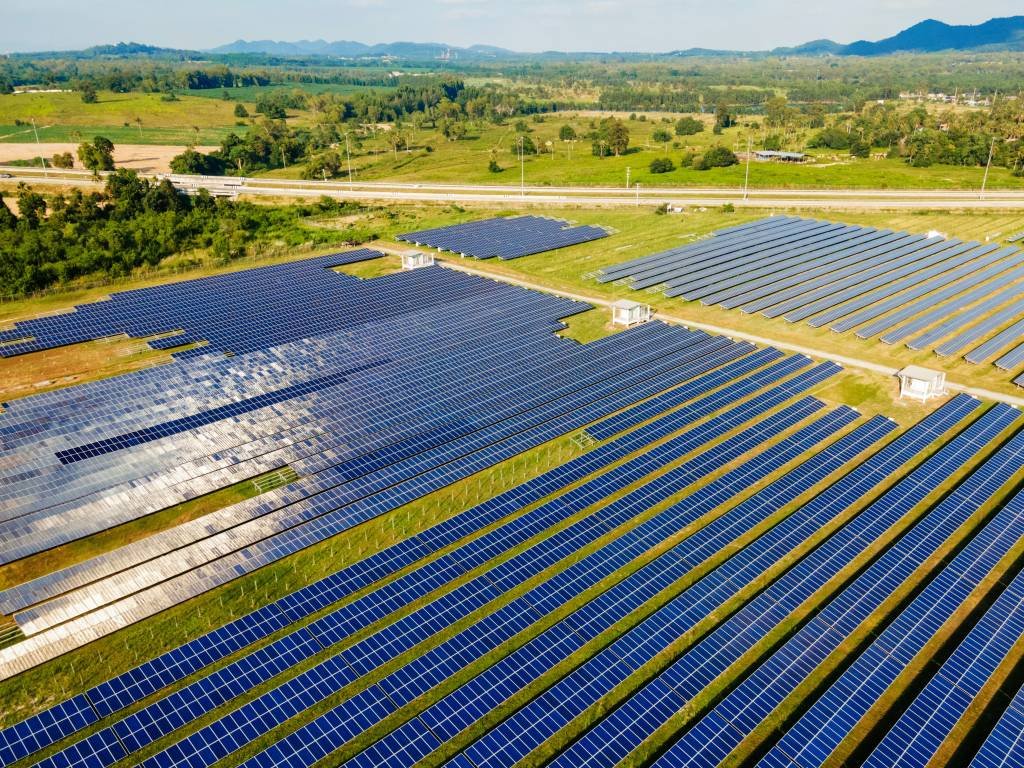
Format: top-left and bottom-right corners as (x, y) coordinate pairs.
(511, 135), (538, 155)
(51, 152), (74, 169)
(234, 103), (249, 118)
(169, 148), (227, 175)
(703, 145), (739, 168)
(649, 157), (675, 174)
(675, 117), (704, 136)
(488, 159), (503, 173)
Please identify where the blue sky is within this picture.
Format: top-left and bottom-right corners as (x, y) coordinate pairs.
(2, 0), (1021, 53)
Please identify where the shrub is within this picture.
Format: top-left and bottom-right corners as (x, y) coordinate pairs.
(703, 145), (739, 168)
(649, 157), (676, 174)
(675, 117), (704, 136)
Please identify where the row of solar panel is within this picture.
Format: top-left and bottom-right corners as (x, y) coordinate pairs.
(130, 366), (838, 768)
(9, 347), (801, 768)
(396, 215), (608, 260)
(8, 323), (721, 635)
(599, 215), (1024, 381)
(0, 333), (772, 765)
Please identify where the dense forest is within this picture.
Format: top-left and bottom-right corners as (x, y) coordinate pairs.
(0, 171), (370, 297)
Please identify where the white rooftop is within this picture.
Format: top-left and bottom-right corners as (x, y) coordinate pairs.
(899, 365), (945, 383)
(612, 299), (643, 310)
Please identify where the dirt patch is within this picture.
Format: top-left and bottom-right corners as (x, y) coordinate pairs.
(0, 143), (218, 174)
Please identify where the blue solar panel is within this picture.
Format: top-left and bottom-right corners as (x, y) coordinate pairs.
(540, 395), (979, 768)
(863, 567), (1024, 768)
(200, 376), (840, 768)
(969, 680), (1024, 767)
(752, 408), (1024, 768)
(397, 216), (608, 260)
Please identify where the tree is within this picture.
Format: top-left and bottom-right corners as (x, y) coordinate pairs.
(703, 145), (739, 168)
(714, 102), (735, 130)
(512, 135), (538, 155)
(16, 186), (47, 228)
(0, 192), (16, 230)
(559, 125), (577, 141)
(604, 118), (630, 156)
(51, 152), (74, 169)
(592, 117), (629, 157)
(488, 159), (502, 173)
(80, 83), (98, 103)
(77, 136), (115, 174)
(169, 148), (227, 175)
(234, 103), (249, 118)
(649, 157), (675, 174)
(764, 96), (789, 128)
(652, 128), (672, 150)
(386, 130), (405, 157)
(675, 117), (703, 136)
(303, 150), (342, 180)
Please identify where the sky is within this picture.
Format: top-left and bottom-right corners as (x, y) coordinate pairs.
(2, 0), (1023, 53)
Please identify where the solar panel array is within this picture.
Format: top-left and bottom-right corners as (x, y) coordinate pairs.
(7, 233), (1024, 768)
(4, 251), (770, 679)
(396, 215), (608, 260)
(598, 216), (1024, 384)
(0, 317), (851, 768)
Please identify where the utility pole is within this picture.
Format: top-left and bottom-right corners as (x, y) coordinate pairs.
(625, 166), (631, 190)
(980, 136), (996, 199)
(519, 136), (525, 199)
(743, 134), (752, 201)
(31, 118), (47, 177)
(344, 132), (353, 188)
(635, 182), (640, 207)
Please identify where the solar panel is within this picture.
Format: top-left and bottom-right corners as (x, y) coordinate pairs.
(863, 566), (1024, 768)
(397, 216), (608, 260)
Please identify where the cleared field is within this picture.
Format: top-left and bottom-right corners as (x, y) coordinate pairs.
(0, 142), (218, 173)
(0, 91), (242, 131)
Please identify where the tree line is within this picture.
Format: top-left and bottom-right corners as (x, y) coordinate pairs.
(0, 170), (368, 297)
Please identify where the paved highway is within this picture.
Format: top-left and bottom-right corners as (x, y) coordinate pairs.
(5, 166), (1024, 210)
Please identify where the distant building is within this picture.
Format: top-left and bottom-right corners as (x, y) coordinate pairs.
(611, 299), (653, 327)
(753, 150), (806, 162)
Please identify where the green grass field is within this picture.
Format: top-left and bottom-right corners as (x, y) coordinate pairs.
(258, 114), (1024, 191)
(3, 90), (1022, 190)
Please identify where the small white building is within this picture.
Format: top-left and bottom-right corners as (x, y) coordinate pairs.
(897, 365), (947, 402)
(401, 251), (435, 270)
(611, 299), (653, 327)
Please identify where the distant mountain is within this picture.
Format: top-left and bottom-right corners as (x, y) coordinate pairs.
(773, 39), (845, 56)
(841, 16), (1024, 55)
(209, 17), (1024, 61)
(10, 16), (1024, 62)
(208, 39), (514, 59)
